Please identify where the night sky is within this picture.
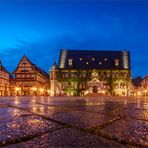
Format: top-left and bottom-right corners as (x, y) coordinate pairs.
(0, 1), (147, 78)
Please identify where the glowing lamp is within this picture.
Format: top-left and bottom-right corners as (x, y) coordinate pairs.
(32, 87), (37, 91)
(15, 87), (20, 91)
(40, 88), (44, 92)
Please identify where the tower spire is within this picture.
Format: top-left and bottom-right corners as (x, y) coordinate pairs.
(52, 61), (58, 69)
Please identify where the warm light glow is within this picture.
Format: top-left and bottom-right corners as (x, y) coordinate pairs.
(137, 91), (142, 96)
(32, 87), (37, 91)
(15, 100), (19, 104)
(68, 59), (73, 66)
(124, 100), (127, 105)
(15, 87), (20, 91)
(14, 96), (19, 104)
(40, 88), (44, 92)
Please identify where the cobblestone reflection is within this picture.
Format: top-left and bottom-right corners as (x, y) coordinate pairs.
(0, 96), (148, 147)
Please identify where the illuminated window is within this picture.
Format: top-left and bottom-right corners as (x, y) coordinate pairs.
(99, 62), (102, 65)
(68, 59), (73, 66)
(92, 58), (95, 61)
(104, 58), (107, 61)
(22, 62), (27, 72)
(115, 59), (119, 66)
(79, 84), (82, 89)
(86, 62), (89, 65)
(16, 74), (20, 78)
(80, 58), (83, 61)
(21, 74), (25, 78)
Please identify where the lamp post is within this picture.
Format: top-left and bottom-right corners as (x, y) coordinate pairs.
(32, 87), (37, 96)
(15, 87), (20, 96)
(39, 88), (44, 96)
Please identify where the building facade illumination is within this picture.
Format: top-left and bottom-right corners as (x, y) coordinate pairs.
(50, 49), (132, 96)
(0, 60), (12, 96)
(13, 55), (49, 96)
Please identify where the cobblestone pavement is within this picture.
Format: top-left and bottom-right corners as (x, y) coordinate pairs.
(0, 96), (148, 147)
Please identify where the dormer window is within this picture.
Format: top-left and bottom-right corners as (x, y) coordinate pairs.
(92, 58), (95, 61)
(115, 59), (119, 66)
(104, 58), (108, 61)
(22, 63), (27, 72)
(68, 59), (73, 66)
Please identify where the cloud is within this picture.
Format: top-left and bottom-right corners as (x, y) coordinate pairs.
(0, 12), (148, 78)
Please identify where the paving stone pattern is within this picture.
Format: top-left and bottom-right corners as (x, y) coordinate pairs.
(0, 96), (147, 147)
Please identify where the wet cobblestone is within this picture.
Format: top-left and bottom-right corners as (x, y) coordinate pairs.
(0, 96), (148, 147)
(100, 119), (148, 146)
(8, 128), (124, 148)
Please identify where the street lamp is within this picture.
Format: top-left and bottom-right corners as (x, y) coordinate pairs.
(137, 91), (141, 96)
(32, 87), (37, 96)
(39, 88), (44, 96)
(40, 88), (44, 92)
(15, 87), (20, 96)
(32, 87), (37, 91)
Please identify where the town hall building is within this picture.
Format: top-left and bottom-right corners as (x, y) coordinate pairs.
(50, 49), (131, 96)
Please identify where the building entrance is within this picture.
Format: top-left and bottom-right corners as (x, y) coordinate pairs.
(93, 85), (98, 93)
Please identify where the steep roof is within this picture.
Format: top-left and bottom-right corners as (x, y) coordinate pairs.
(33, 64), (49, 79)
(132, 76), (143, 87)
(13, 55), (49, 79)
(58, 49), (130, 70)
(51, 61), (58, 69)
(143, 75), (148, 80)
(0, 64), (13, 79)
(0, 65), (10, 74)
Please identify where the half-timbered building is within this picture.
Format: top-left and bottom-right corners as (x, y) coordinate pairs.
(0, 60), (12, 96)
(13, 55), (49, 96)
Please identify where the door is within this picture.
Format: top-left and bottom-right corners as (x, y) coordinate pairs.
(93, 85), (98, 93)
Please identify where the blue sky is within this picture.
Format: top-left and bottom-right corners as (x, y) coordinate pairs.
(0, 1), (148, 78)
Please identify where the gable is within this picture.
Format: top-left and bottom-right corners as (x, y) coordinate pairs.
(13, 56), (35, 74)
